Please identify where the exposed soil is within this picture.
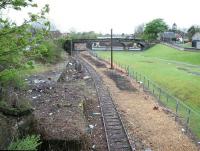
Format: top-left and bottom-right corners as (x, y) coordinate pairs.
(82, 54), (106, 68)
(104, 70), (137, 91)
(81, 51), (199, 151)
(19, 56), (107, 150)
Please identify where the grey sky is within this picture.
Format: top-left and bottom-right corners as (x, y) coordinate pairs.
(7, 0), (200, 34)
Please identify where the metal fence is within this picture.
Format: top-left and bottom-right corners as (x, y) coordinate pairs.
(89, 50), (200, 142)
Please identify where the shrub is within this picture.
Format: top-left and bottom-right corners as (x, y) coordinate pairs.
(35, 40), (63, 64)
(0, 69), (25, 90)
(8, 135), (41, 151)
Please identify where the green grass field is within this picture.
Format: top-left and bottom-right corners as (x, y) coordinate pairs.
(96, 44), (200, 138)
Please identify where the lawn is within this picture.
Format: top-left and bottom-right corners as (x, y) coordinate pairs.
(96, 44), (200, 110)
(95, 44), (200, 138)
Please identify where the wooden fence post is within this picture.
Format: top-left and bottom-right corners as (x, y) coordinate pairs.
(175, 101), (179, 121)
(186, 109), (191, 132)
(158, 88), (161, 101)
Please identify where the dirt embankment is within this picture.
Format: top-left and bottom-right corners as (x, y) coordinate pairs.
(21, 57), (107, 150)
(81, 51), (199, 151)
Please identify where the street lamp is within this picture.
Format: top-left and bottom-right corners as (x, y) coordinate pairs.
(111, 29), (113, 69)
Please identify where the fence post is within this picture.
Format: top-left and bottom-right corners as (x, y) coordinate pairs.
(175, 101), (179, 121)
(127, 66), (130, 76)
(128, 66), (130, 76)
(153, 84), (155, 94)
(136, 72), (138, 81)
(186, 109), (191, 132)
(143, 76), (145, 89)
(158, 88), (161, 101)
(166, 94), (169, 103)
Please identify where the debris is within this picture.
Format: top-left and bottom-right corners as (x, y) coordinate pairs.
(93, 112), (101, 115)
(48, 77), (51, 80)
(153, 106), (159, 110)
(64, 103), (72, 107)
(32, 96), (37, 99)
(181, 128), (185, 133)
(138, 81), (143, 84)
(28, 90), (32, 93)
(34, 79), (45, 84)
(92, 144), (96, 150)
(49, 113), (53, 116)
(33, 79), (40, 84)
(89, 124), (94, 129)
(145, 148), (152, 151)
(83, 76), (91, 80)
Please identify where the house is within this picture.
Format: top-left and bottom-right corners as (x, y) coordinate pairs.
(160, 32), (176, 42)
(192, 33), (200, 48)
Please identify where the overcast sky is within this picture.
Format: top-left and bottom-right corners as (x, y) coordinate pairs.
(6, 0), (200, 34)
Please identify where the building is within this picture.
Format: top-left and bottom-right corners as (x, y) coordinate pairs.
(192, 32), (200, 48)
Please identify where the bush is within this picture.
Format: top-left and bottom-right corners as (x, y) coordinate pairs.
(8, 135), (41, 151)
(0, 69), (25, 90)
(35, 40), (63, 64)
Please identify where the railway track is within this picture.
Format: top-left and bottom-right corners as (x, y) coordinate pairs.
(79, 56), (133, 151)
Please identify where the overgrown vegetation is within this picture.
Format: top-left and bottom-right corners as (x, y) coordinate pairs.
(0, 1), (64, 113)
(8, 135), (41, 151)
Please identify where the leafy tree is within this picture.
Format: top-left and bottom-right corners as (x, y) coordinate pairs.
(67, 31), (101, 39)
(0, 0), (50, 87)
(144, 18), (168, 41)
(187, 25), (200, 41)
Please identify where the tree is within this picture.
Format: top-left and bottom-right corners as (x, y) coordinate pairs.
(134, 23), (144, 38)
(144, 18), (168, 41)
(67, 31), (101, 39)
(187, 25), (200, 41)
(0, 1), (50, 89)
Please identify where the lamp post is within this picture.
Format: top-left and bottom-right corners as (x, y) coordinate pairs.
(111, 28), (113, 69)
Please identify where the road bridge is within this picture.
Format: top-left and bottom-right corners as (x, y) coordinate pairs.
(64, 38), (147, 54)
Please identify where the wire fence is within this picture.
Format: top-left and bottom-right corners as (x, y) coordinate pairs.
(89, 50), (200, 142)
